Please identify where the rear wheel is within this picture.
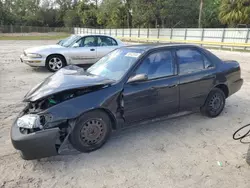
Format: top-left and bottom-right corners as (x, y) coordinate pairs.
(46, 55), (66, 72)
(69, 110), (112, 153)
(201, 88), (226, 118)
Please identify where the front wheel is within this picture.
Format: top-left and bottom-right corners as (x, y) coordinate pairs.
(69, 110), (112, 153)
(46, 55), (66, 72)
(201, 88), (226, 118)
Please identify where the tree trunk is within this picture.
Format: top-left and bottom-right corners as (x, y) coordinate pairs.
(161, 18), (165, 28)
(198, 0), (204, 28)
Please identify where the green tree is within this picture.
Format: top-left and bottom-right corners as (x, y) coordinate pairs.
(78, 0), (98, 27)
(131, 0), (200, 28)
(202, 0), (222, 28)
(164, 0), (200, 28)
(132, 0), (156, 28)
(219, 0), (250, 27)
(63, 9), (81, 27)
(97, 0), (126, 28)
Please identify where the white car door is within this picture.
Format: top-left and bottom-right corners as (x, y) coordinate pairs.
(68, 36), (97, 65)
(96, 36), (119, 60)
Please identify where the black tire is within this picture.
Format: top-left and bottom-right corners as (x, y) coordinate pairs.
(201, 88), (226, 118)
(46, 55), (66, 72)
(69, 110), (112, 153)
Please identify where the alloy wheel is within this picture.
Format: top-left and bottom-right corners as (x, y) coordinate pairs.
(48, 57), (63, 71)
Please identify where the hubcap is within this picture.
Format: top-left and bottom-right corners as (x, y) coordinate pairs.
(49, 57), (63, 71)
(209, 93), (223, 113)
(80, 119), (106, 145)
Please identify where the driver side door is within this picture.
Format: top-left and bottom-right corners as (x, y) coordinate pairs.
(68, 36), (97, 65)
(123, 49), (179, 124)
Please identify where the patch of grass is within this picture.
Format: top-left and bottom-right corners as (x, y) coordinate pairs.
(0, 34), (70, 40)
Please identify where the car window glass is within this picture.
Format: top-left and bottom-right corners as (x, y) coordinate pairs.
(204, 56), (214, 69)
(61, 35), (81, 47)
(75, 37), (84, 47)
(177, 49), (205, 74)
(82, 36), (96, 47)
(87, 49), (143, 81)
(97, 36), (117, 46)
(135, 50), (174, 79)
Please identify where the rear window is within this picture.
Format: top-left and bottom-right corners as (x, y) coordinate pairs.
(177, 48), (214, 74)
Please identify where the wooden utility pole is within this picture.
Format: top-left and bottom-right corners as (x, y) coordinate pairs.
(198, 0), (204, 28)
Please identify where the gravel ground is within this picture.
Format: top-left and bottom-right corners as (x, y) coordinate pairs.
(0, 40), (250, 188)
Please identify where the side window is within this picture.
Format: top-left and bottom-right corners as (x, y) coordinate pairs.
(177, 49), (208, 74)
(135, 50), (174, 80)
(204, 56), (214, 69)
(82, 36), (96, 47)
(75, 38), (84, 47)
(97, 36), (117, 46)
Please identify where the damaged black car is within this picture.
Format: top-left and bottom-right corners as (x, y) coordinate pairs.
(11, 44), (243, 160)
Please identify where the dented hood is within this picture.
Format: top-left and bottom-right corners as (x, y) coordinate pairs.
(24, 65), (115, 102)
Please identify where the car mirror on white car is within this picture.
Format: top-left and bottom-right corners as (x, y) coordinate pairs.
(72, 43), (80, 48)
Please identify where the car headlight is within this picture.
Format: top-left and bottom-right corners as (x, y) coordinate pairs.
(26, 53), (42, 58)
(17, 114), (43, 129)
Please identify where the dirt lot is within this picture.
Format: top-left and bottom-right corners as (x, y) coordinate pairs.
(0, 40), (250, 188)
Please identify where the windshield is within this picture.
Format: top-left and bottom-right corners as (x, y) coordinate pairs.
(59, 35), (81, 47)
(87, 48), (144, 81)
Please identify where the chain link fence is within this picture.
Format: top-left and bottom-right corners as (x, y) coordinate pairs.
(0, 25), (74, 34)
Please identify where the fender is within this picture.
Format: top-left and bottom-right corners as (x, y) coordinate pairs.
(41, 85), (124, 128)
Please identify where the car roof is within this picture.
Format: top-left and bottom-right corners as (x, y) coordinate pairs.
(122, 43), (201, 51)
(76, 34), (117, 38)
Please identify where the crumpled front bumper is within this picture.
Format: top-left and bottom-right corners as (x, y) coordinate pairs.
(11, 119), (59, 160)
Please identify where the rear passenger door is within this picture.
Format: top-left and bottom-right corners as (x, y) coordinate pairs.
(176, 48), (216, 110)
(96, 36), (118, 60)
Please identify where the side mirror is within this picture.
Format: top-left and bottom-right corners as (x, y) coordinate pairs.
(127, 74), (148, 84)
(72, 43), (80, 48)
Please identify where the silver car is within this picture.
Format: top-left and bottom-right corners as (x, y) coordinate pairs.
(20, 34), (124, 72)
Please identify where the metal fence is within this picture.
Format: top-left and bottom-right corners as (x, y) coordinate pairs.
(74, 27), (250, 50)
(0, 25), (74, 33)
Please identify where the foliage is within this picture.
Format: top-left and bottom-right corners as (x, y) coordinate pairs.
(219, 0), (250, 27)
(77, 0), (98, 27)
(63, 10), (81, 27)
(0, 0), (249, 28)
(97, 0), (127, 28)
(202, 0), (222, 28)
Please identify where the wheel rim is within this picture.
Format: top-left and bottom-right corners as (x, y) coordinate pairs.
(208, 93), (224, 114)
(48, 57), (63, 71)
(80, 119), (107, 146)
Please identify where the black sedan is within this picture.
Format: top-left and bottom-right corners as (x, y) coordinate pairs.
(11, 44), (243, 160)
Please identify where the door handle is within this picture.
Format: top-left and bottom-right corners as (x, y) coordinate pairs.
(90, 49), (95, 51)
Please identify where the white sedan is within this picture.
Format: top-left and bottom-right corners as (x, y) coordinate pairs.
(20, 34), (124, 72)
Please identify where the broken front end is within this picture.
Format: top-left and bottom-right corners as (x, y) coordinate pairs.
(11, 90), (91, 160)
(11, 66), (116, 160)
